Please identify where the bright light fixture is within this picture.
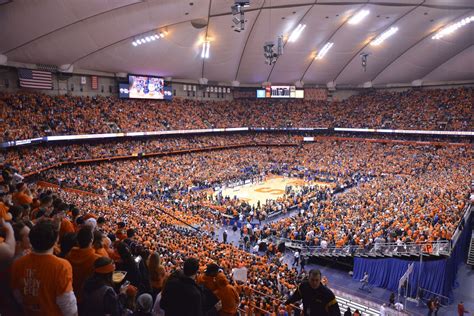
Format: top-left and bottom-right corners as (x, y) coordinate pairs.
(288, 24), (307, 43)
(133, 32), (164, 46)
(348, 9), (370, 25)
(316, 42), (334, 59)
(432, 16), (474, 40)
(201, 41), (210, 59)
(371, 27), (398, 46)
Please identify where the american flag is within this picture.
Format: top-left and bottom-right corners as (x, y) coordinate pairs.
(91, 76), (98, 90)
(18, 68), (52, 89)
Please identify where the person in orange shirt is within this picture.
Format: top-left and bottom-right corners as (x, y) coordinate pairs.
(10, 220), (77, 316)
(66, 226), (101, 302)
(92, 230), (110, 258)
(12, 183), (33, 207)
(115, 222), (127, 241)
(214, 273), (240, 316)
(147, 251), (167, 297)
(198, 263), (226, 292)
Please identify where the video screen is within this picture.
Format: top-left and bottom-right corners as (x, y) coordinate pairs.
(118, 83), (130, 99)
(256, 86), (304, 99)
(128, 75), (164, 99)
(164, 86), (173, 100)
(271, 86), (291, 98)
(256, 89), (266, 98)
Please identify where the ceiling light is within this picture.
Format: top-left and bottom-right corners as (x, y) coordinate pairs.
(136, 39), (142, 44)
(151, 36), (156, 41)
(316, 42), (334, 59)
(348, 9), (370, 25)
(432, 16), (474, 40)
(160, 32), (165, 38)
(132, 41), (138, 46)
(201, 41), (210, 59)
(371, 27), (398, 46)
(145, 37), (151, 42)
(288, 24), (306, 43)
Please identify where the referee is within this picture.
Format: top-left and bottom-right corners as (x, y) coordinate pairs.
(285, 269), (341, 316)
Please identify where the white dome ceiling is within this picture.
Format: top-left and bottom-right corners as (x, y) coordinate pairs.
(1, 0), (473, 85)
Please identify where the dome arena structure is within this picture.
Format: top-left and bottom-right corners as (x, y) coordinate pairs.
(0, 1), (473, 315)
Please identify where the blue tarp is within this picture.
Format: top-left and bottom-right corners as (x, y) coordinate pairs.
(353, 214), (472, 301)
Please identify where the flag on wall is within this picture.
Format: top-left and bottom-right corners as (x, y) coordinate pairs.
(91, 76), (98, 90)
(18, 68), (52, 89)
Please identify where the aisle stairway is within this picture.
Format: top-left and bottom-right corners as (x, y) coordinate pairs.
(336, 295), (381, 316)
(467, 232), (474, 267)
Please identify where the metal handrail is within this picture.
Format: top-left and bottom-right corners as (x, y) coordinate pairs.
(418, 287), (450, 306)
(450, 203), (472, 251)
(275, 237), (452, 257)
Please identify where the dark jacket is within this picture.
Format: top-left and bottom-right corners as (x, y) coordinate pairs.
(285, 281), (341, 316)
(80, 275), (122, 316)
(160, 271), (205, 316)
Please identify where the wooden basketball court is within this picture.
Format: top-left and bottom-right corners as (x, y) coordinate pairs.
(216, 175), (333, 206)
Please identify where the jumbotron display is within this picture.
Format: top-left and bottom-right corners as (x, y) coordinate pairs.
(256, 86), (304, 99)
(128, 75), (164, 99)
(119, 76), (172, 100)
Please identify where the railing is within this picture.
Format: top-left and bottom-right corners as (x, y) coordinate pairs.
(451, 203), (472, 250)
(3, 126), (473, 149)
(274, 237), (452, 257)
(418, 288), (450, 307)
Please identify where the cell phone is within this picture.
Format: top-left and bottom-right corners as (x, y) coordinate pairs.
(134, 256), (142, 263)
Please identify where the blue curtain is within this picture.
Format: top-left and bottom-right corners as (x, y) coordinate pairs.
(353, 214), (471, 301)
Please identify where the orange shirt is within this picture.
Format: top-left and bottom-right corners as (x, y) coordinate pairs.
(12, 192), (33, 206)
(59, 218), (75, 239)
(95, 247), (110, 258)
(10, 253), (73, 316)
(214, 278), (240, 314)
(66, 247), (100, 301)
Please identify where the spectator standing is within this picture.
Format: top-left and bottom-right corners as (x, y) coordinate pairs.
(458, 301), (468, 316)
(81, 257), (122, 316)
(285, 269), (340, 316)
(10, 220), (77, 316)
(66, 226), (101, 302)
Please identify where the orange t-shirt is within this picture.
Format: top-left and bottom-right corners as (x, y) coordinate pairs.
(12, 192), (33, 206)
(66, 247), (100, 301)
(10, 253), (73, 316)
(95, 247), (110, 258)
(59, 219), (75, 239)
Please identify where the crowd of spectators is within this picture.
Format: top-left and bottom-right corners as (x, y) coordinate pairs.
(1, 137), (471, 314)
(2, 87), (472, 141)
(3, 133), (298, 175)
(34, 141), (472, 249)
(1, 84), (472, 315)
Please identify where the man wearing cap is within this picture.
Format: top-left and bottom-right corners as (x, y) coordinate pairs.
(285, 269), (340, 316)
(81, 257), (122, 316)
(198, 263), (225, 292)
